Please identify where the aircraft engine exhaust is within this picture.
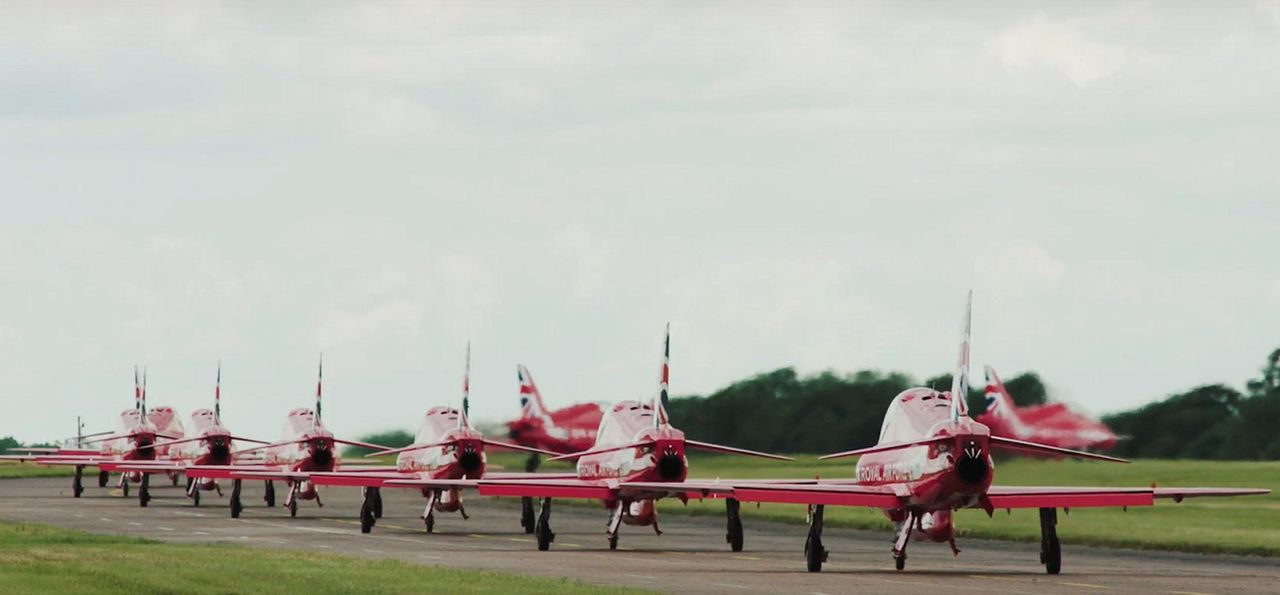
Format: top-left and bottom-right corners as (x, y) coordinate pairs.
(955, 441), (988, 485)
(459, 448), (483, 474)
(657, 452), (685, 480)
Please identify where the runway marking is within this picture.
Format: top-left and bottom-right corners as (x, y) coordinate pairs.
(192, 531), (209, 536)
(127, 521), (142, 526)
(99, 517), (112, 522)
(1167, 592), (1215, 595)
(158, 526), (174, 532)
(1057, 582), (1109, 590)
(733, 555), (762, 561)
(318, 544), (332, 549)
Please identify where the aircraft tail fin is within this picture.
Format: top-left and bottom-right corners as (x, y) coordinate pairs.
(949, 291), (972, 422)
(517, 364), (551, 421)
(134, 366), (142, 412)
(315, 354), (323, 429)
(982, 365), (1016, 418)
(214, 361), (222, 421)
(460, 342), (471, 430)
(654, 323), (671, 429)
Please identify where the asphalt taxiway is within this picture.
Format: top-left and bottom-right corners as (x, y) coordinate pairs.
(0, 477), (1275, 594)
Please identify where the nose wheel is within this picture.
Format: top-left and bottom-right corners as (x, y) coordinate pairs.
(97, 470), (109, 488)
(263, 480), (276, 507)
(138, 474), (151, 508)
(1040, 507), (1061, 575)
(72, 466), (84, 498)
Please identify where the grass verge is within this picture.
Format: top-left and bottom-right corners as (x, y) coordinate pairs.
(0, 520), (645, 594)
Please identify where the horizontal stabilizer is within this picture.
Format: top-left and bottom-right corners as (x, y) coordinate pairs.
(481, 439), (559, 457)
(989, 436), (1128, 463)
(819, 436), (951, 460)
(547, 440), (653, 462)
(685, 439), (793, 461)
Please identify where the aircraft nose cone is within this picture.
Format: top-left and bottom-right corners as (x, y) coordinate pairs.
(657, 453), (685, 480)
(955, 442), (988, 485)
(209, 442), (231, 463)
(312, 447), (333, 467)
(458, 449), (483, 474)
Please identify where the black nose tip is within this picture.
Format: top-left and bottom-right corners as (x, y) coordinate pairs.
(312, 448), (333, 467)
(956, 454), (988, 484)
(657, 453), (685, 480)
(210, 443), (231, 463)
(459, 450), (482, 473)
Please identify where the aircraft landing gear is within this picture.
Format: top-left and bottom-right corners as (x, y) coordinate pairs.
(263, 480), (275, 507)
(606, 501), (624, 550)
(370, 487), (382, 519)
(892, 512), (916, 571)
(187, 478), (200, 507)
(726, 498), (744, 552)
(535, 497), (555, 551)
(520, 497), (536, 534)
(97, 470), (109, 488)
(170, 472), (179, 487)
(120, 475), (130, 498)
(1040, 507), (1061, 575)
(72, 465), (84, 498)
(805, 504), (827, 573)
(421, 490), (438, 533)
(284, 481), (300, 517)
(360, 488), (378, 534)
(230, 479), (243, 518)
(525, 453), (541, 473)
(139, 474), (151, 508)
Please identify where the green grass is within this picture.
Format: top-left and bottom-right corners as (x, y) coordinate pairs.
(489, 453), (1280, 557)
(0, 461), (73, 479)
(0, 520), (646, 595)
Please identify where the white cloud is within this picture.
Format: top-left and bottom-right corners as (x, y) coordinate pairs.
(988, 12), (1127, 85)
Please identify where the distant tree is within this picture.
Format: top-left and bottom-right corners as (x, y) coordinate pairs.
(1246, 348), (1280, 397)
(1104, 384), (1242, 458)
(344, 430), (414, 457)
(0, 436), (21, 453)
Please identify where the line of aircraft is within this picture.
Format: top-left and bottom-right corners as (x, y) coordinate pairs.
(2, 292), (1269, 575)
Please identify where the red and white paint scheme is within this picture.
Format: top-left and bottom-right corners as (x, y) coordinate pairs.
(296, 343), (563, 534)
(0, 366), (182, 506)
(101, 364), (270, 506)
(726, 292), (1269, 573)
(185, 356), (391, 519)
(505, 365), (603, 468)
(976, 366), (1118, 451)
(477, 325), (794, 552)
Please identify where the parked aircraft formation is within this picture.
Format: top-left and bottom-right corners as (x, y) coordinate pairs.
(2, 293), (1269, 575)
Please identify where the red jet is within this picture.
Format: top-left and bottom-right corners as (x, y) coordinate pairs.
(505, 364), (603, 470)
(478, 325), (794, 552)
(976, 365), (1118, 451)
(102, 364), (270, 506)
(1, 367), (184, 506)
(727, 292), (1269, 573)
(301, 344), (566, 534)
(185, 356), (391, 518)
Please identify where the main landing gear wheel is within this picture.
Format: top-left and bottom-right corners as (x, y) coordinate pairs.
(1040, 507), (1061, 575)
(535, 497), (555, 551)
(139, 474), (151, 508)
(805, 504), (827, 573)
(97, 470), (109, 488)
(263, 481), (276, 507)
(72, 466), (84, 498)
(895, 554), (906, 571)
(525, 453), (541, 473)
(608, 532), (619, 550)
(288, 498), (298, 518)
(170, 473), (179, 487)
(230, 479), (243, 518)
(370, 488), (383, 519)
(725, 498), (744, 552)
(424, 515), (435, 533)
(360, 498), (376, 534)
(520, 497), (536, 534)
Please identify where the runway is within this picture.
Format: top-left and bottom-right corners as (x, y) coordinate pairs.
(1, 477), (1275, 594)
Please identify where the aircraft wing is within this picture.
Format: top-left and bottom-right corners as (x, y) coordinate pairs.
(383, 478), (481, 490)
(99, 461), (187, 474)
(477, 478), (616, 500)
(984, 485), (1270, 509)
(728, 482), (904, 508)
(308, 471), (413, 488)
(185, 464), (281, 479)
(618, 479), (736, 500)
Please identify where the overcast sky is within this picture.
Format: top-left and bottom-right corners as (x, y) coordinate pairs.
(2, 2), (1278, 443)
